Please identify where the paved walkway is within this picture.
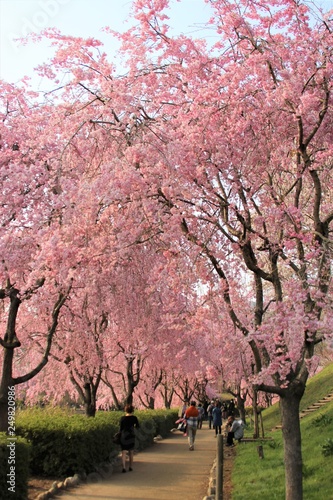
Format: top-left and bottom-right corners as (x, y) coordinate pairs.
(58, 423), (217, 500)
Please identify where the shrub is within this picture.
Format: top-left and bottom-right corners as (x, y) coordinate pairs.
(0, 432), (30, 500)
(145, 409), (178, 438)
(267, 439), (281, 449)
(16, 408), (119, 477)
(311, 413), (333, 427)
(135, 412), (157, 450)
(321, 438), (333, 457)
(16, 406), (178, 478)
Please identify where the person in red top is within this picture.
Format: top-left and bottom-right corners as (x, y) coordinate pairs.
(185, 401), (199, 450)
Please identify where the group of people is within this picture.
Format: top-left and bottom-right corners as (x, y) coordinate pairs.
(206, 399), (244, 446)
(178, 398), (244, 450)
(207, 399), (235, 428)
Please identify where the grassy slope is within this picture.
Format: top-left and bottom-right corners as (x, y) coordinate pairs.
(231, 363), (333, 500)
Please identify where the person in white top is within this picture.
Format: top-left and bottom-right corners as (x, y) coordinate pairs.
(226, 416), (244, 446)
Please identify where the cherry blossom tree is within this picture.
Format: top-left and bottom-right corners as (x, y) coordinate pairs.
(101, 243), (196, 408)
(190, 287), (253, 423)
(0, 82), (76, 431)
(109, 2), (333, 497)
(54, 292), (108, 417)
(159, 369), (176, 409)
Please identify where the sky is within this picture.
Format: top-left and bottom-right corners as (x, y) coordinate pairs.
(0, 0), (213, 87)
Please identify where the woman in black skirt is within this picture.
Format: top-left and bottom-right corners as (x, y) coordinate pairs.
(119, 404), (140, 473)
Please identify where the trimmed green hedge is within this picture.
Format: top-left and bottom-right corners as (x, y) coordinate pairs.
(0, 432), (30, 500)
(16, 407), (178, 478)
(16, 408), (119, 477)
(145, 409), (179, 438)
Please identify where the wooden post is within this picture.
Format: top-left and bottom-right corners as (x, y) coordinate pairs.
(259, 410), (265, 438)
(257, 445), (264, 459)
(216, 434), (223, 500)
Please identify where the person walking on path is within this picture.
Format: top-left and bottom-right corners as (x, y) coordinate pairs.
(212, 401), (222, 436)
(119, 404), (140, 472)
(207, 400), (214, 429)
(197, 403), (205, 429)
(185, 400), (199, 450)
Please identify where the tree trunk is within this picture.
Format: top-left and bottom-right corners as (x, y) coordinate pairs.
(84, 383), (96, 417)
(0, 289), (21, 432)
(124, 356), (140, 407)
(280, 390), (304, 500)
(124, 389), (134, 407)
(160, 371), (174, 409)
(110, 386), (122, 410)
(236, 394), (247, 424)
(161, 386), (174, 409)
(85, 403), (96, 417)
(252, 389), (260, 438)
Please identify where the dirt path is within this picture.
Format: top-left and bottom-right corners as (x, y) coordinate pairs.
(223, 444), (236, 499)
(30, 422), (234, 500)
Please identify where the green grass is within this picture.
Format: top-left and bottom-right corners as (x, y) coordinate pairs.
(231, 363), (333, 499)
